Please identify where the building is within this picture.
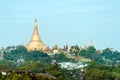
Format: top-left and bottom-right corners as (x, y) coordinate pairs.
(26, 19), (47, 51)
(58, 62), (88, 70)
(0, 48), (4, 60)
(90, 39), (93, 46)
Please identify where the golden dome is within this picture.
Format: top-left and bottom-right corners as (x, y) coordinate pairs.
(27, 19), (47, 51)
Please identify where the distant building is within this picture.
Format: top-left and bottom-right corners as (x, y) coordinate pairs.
(84, 44), (87, 50)
(0, 48), (4, 60)
(58, 62), (88, 70)
(0, 52), (3, 60)
(89, 39), (93, 47)
(26, 18), (47, 51)
(52, 45), (62, 54)
(17, 58), (25, 65)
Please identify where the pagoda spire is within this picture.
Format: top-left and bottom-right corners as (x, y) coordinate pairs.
(90, 39), (93, 46)
(33, 18), (39, 35)
(27, 18), (47, 51)
(30, 18), (41, 42)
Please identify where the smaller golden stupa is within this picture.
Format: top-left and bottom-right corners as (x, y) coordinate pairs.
(26, 18), (47, 51)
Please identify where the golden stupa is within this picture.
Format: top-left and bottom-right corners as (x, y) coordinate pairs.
(27, 19), (47, 51)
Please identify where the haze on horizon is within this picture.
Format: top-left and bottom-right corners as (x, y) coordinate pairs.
(0, 0), (120, 51)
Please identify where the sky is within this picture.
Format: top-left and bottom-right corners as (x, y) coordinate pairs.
(0, 0), (120, 50)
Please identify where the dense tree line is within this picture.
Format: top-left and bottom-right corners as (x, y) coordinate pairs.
(83, 62), (120, 80)
(51, 53), (72, 62)
(70, 45), (120, 66)
(0, 70), (63, 80)
(4, 45), (72, 64)
(0, 60), (81, 80)
(1, 45), (120, 80)
(1, 45), (79, 80)
(4, 45), (52, 63)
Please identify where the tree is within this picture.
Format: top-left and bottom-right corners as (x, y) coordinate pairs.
(84, 63), (113, 80)
(87, 46), (96, 54)
(56, 76), (65, 80)
(4, 72), (23, 80)
(80, 49), (87, 57)
(87, 46), (96, 61)
(52, 53), (71, 62)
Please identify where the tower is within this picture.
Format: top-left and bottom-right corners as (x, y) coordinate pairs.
(84, 44), (87, 50)
(0, 48), (4, 60)
(27, 18), (47, 51)
(90, 39), (93, 46)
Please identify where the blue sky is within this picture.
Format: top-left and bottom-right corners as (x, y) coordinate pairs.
(0, 0), (120, 50)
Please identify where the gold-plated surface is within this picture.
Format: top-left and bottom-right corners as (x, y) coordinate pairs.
(27, 19), (47, 51)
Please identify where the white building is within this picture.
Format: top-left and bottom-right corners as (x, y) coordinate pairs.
(58, 62), (88, 70)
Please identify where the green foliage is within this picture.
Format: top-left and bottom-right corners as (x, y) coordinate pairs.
(47, 64), (63, 77)
(87, 46), (96, 54)
(51, 53), (72, 62)
(27, 50), (51, 63)
(112, 72), (120, 80)
(102, 48), (113, 59)
(2, 45), (120, 80)
(0, 60), (16, 69)
(56, 76), (65, 80)
(71, 45), (80, 51)
(4, 45), (28, 61)
(1, 71), (56, 80)
(40, 75), (52, 80)
(84, 69), (112, 80)
(19, 61), (48, 73)
(80, 49), (87, 56)
(3, 72), (30, 80)
(84, 63), (114, 80)
(4, 45), (51, 63)
(70, 45), (120, 66)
